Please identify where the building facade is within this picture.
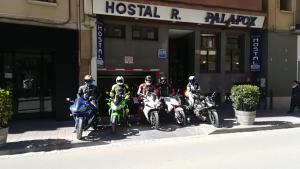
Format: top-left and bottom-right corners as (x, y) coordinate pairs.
(0, 0), (84, 120)
(83, 0), (266, 111)
(264, 0), (300, 109)
(0, 0), (269, 120)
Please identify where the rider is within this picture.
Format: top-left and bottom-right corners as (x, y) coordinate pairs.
(137, 75), (156, 96)
(77, 75), (100, 130)
(156, 76), (174, 97)
(78, 75), (99, 109)
(186, 76), (201, 109)
(136, 75), (156, 125)
(109, 76), (131, 127)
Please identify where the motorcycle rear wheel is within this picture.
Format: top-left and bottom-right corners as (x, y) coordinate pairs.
(149, 111), (159, 129)
(76, 117), (83, 140)
(208, 109), (220, 128)
(175, 110), (186, 126)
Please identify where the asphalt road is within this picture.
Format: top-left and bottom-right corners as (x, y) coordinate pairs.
(1, 128), (300, 169)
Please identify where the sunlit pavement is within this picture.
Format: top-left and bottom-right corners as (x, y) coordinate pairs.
(1, 108), (300, 155)
(1, 127), (300, 169)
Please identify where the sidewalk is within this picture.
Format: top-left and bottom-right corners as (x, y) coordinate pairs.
(1, 108), (300, 156)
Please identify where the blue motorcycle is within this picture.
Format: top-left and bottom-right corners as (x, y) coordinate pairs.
(66, 96), (98, 140)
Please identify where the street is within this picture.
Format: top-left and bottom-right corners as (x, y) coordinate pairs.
(1, 127), (300, 169)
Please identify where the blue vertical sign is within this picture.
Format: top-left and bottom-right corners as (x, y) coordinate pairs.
(250, 32), (262, 72)
(96, 19), (104, 69)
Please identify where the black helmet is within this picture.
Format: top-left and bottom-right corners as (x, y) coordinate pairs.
(145, 75), (152, 85)
(188, 76), (195, 84)
(160, 76), (167, 85)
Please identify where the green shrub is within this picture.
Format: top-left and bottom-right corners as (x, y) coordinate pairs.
(230, 85), (260, 111)
(0, 88), (12, 128)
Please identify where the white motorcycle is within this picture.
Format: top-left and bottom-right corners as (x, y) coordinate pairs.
(160, 95), (186, 126)
(142, 92), (160, 129)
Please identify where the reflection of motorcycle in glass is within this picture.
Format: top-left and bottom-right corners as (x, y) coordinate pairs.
(160, 95), (186, 126)
(66, 96), (98, 140)
(142, 92), (160, 129)
(107, 94), (129, 133)
(184, 92), (220, 128)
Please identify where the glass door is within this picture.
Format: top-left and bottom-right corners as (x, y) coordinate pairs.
(9, 51), (54, 116)
(14, 53), (42, 114)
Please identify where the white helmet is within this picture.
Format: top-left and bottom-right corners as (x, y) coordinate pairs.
(116, 76), (124, 85)
(188, 76), (195, 83)
(145, 75), (152, 86)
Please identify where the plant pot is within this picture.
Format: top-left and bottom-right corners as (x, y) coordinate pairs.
(235, 110), (256, 125)
(0, 127), (8, 147)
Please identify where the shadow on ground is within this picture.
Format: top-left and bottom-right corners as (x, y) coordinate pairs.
(9, 119), (74, 134)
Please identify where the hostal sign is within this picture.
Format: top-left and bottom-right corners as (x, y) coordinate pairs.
(92, 0), (265, 28)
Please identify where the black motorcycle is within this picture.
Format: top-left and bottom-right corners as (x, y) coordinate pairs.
(184, 91), (220, 128)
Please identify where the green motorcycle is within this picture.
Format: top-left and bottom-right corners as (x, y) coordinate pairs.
(107, 94), (129, 133)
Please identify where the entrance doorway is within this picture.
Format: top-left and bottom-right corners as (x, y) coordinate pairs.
(169, 29), (195, 90)
(1, 51), (54, 118)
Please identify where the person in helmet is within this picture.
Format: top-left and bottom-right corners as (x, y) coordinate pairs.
(136, 75), (156, 125)
(77, 75), (100, 131)
(186, 76), (201, 109)
(137, 75), (156, 96)
(109, 76), (131, 127)
(78, 75), (99, 108)
(156, 76), (173, 97)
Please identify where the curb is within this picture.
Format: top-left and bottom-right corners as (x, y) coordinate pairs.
(211, 123), (300, 135)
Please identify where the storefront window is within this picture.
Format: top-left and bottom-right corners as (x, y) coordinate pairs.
(104, 24), (126, 39)
(280, 0), (292, 11)
(200, 33), (219, 73)
(32, 0), (56, 3)
(226, 35), (244, 73)
(132, 26), (158, 41)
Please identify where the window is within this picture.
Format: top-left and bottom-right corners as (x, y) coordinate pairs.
(200, 33), (219, 73)
(132, 26), (158, 41)
(225, 35), (244, 73)
(104, 24), (126, 39)
(280, 0), (292, 11)
(34, 0), (56, 2)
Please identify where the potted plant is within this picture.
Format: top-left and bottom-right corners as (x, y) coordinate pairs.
(0, 88), (12, 147)
(230, 85), (260, 125)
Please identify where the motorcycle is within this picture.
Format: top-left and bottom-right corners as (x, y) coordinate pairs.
(184, 91), (220, 128)
(107, 94), (129, 133)
(142, 92), (160, 129)
(66, 96), (98, 140)
(160, 94), (186, 126)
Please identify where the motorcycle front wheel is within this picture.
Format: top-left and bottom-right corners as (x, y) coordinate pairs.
(111, 115), (118, 133)
(208, 109), (220, 128)
(76, 117), (84, 140)
(149, 111), (159, 129)
(175, 110), (186, 126)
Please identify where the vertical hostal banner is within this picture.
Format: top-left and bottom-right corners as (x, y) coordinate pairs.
(96, 19), (104, 69)
(250, 32), (262, 72)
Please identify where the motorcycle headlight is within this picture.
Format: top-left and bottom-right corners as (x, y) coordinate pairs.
(111, 103), (117, 111)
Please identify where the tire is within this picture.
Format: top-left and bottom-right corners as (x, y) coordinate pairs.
(175, 110), (186, 126)
(208, 109), (220, 128)
(76, 117), (83, 140)
(149, 111), (159, 129)
(111, 115), (117, 133)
